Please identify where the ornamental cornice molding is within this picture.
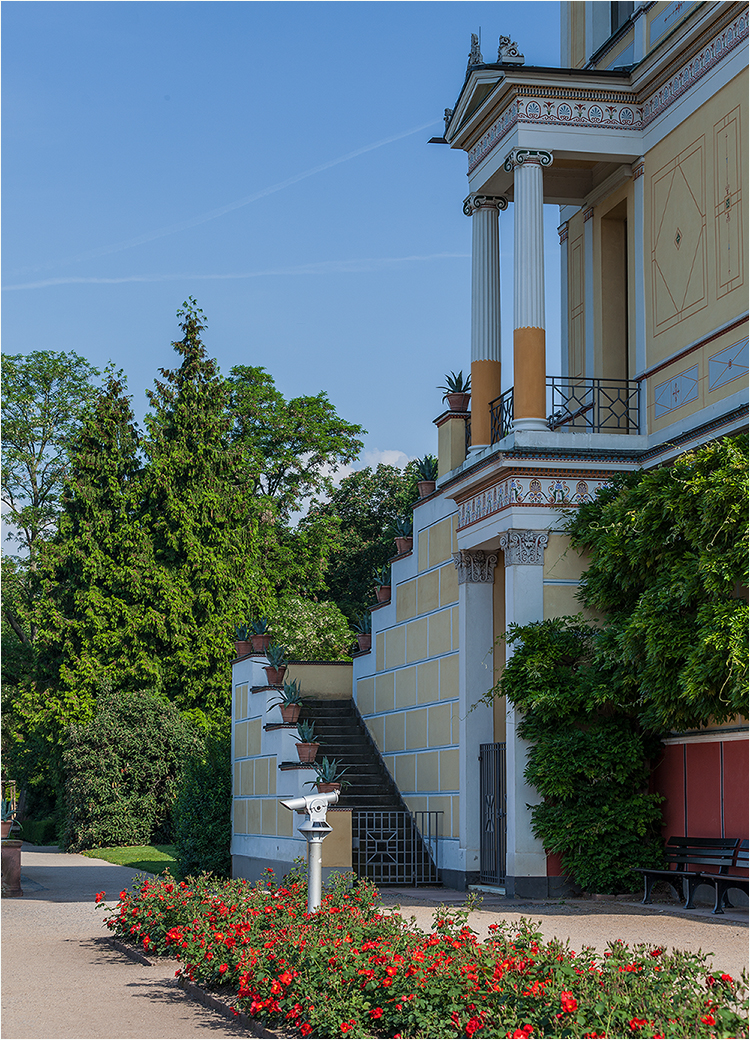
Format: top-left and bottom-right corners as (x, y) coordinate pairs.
(456, 470), (617, 530)
(466, 11), (747, 174)
(499, 530), (549, 566)
(462, 194), (509, 216)
(452, 549), (498, 584)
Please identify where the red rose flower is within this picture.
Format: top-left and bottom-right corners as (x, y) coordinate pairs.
(560, 991), (578, 1013)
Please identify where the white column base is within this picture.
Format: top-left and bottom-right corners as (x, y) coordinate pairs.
(512, 416), (548, 432)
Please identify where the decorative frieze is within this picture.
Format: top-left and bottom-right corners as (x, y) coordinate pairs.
(452, 549), (498, 584)
(632, 160), (645, 180)
(583, 207), (595, 222)
(456, 471), (613, 529)
(466, 12), (748, 174)
(558, 222), (569, 244)
(463, 194), (509, 217)
(499, 530), (548, 566)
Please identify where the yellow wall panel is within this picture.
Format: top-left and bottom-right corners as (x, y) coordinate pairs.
(418, 530), (429, 572)
(395, 667), (417, 708)
(405, 617), (429, 663)
(233, 799), (247, 835)
(452, 606), (459, 649)
(375, 672), (395, 713)
(261, 799), (277, 836)
(248, 718), (262, 757)
(429, 518), (452, 567)
(428, 703), (452, 747)
(322, 813), (352, 870)
(269, 758), (277, 795)
(451, 702), (459, 744)
(439, 563), (459, 606)
(234, 721), (248, 760)
(384, 712), (406, 752)
(451, 515), (458, 553)
(254, 758), (269, 796)
(240, 759), (253, 797)
(357, 677), (375, 716)
(396, 579), (417, 622)
(428, 794), (452, 830)
(416, 751), (439, 791)
(452, 795), (460, 838)
(394, 753), (416, 792)
(439, 654), (459, 700)
(368, 715), (385, 751)
(385, 626), (406, 669)
(376, 632), (385, 672)
(429, 610), (451, 657)
(404, 707), (427, 750)
(234, 761), (240, 794)
(544, 534), (586, 581)
(417, 659), (439, 705)
(404, 795), (428, 814)
(440, 748), (460, 790)
(544, 584), (584, 619)
(278, 805), (295, 838)
(247, 798), (261, 835)
(417, 570), (440, 614)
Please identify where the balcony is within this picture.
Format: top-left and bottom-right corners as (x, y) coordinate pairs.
(487, 377), (641, 445)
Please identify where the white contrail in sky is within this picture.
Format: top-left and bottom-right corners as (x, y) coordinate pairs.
(4, 253), (469, 292)
(8, 119), (440, 278)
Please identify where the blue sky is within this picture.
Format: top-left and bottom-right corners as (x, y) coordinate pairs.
(3, 1), (561, 468)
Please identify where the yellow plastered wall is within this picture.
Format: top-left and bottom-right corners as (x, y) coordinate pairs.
(644, 72), (747, 367)
(567, 211), (586, 378)
(322, 813), (353, 871)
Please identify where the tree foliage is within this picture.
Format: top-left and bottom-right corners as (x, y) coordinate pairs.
(317, 463), (420, 620)
(567, 435), (749, 730)
(267, 594), (354, 661)
(173, 724), (232, 878)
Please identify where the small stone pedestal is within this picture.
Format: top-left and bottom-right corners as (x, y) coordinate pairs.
(1, 839), (23, 897)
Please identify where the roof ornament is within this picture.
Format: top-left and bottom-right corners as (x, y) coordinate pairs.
(467, 33), (483, 70)
(444, 108), (454, 132)
(497, 35), (525, 65)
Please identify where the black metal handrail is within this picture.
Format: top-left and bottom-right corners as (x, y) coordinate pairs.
(489, 388), (514, 444)
(547, 376), (640, 433)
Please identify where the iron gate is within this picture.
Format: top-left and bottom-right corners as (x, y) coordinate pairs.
(479, 742), (506, 885)
(352, 810), (442, 886)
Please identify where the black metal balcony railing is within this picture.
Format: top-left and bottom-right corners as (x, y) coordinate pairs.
(488, 378), (640, 444)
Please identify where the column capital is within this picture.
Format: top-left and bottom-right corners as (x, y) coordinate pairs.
(452, 549), (498, 583)
(503, 148), (553, 172)
(463, 193), (509, 217)
(499, 530), (548, 566)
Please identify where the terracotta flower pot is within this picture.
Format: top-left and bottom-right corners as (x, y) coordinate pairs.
(1, 821), (12, 840)
(394, 536), (413, 555)
(234, 640), (253, 658)
(356, 633), (371, 652)
(264, 665), (287, 686)
(445, 392), (471, 412)
(417, 480), (436, 498)
(280, 703), (301, 724)
(250, 633), (272, 653)
(375, 585), (391, 603)
(316, 782), (341, 794)
(296, 742), (320, 764)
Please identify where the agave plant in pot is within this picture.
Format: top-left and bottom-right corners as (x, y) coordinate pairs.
(438, 369), (471, 412)
(269, 678), (303, 724)
(249, 617), (272, 654)
(352, 611), (372, 652)
(295, 719), (320, 764)
(393, 516), (413, 555)
(305, 756), (350, 794)
(1, 798), (20, 840)
(264, 643), (289, 687)
(416, 454), (438, 498)
(373, 564), (391, 604)
(234, 624), (253, 659)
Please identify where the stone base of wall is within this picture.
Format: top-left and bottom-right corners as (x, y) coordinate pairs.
(505, 873), (578, 899)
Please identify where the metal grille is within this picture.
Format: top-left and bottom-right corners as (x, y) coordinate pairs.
(547, 376), (640, 433)
(465, 416), (471, 453)
(479, 743), (506, 885)
(489, 389), (514, 443)
(352, 810), (442, 886)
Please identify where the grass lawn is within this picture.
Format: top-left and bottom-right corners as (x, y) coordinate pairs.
(82, 844), (182, 879)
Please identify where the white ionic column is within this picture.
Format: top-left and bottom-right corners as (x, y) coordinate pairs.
(453, 548), (498, 884)
(631, 159), (647, 433)
(463, 194), (507, 449)
(505, 149), (552, 431)
(498, 529), (549, 897)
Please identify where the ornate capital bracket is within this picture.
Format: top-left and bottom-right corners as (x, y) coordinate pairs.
(452, 549), (498, 584)
(503, 148), (553, 173)
(463, 194), (509, 217)
(499, 530), (549, 566)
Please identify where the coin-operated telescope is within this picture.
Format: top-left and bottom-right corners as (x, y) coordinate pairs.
(280, 789), (339, 913)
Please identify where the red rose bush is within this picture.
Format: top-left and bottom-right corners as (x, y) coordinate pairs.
(96, 868), (748, 1038)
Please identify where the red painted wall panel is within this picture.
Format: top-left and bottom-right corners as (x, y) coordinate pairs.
(653, 744), (685, 838)
(723, 740), (749, 838)
(685, 743), (721, 836)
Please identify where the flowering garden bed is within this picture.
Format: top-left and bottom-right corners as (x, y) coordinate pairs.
(96, 869), (748, 1039)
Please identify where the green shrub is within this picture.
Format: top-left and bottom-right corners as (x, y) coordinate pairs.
(267, 594), (353, 661)
(63, 688), (201, 851)
(20, 817), (57, 845)
(173, 727), (231, 877)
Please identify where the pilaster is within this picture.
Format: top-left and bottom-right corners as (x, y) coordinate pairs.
(498, 529), (548, 896)
(631, 158), (648, 432)
(453, 548), (498, 884)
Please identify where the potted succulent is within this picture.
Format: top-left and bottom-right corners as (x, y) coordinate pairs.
(1, 799), (19, 840)
(305, 756), (350, 794)
(438, 370), (471, 412)
(269, 678), (303, 724)
(295, 720), (320, 764)
(352, 612), (372, 652)
(394, 516), (413, 555)
(373, 564), (391, 603)
(264, 643), (289, 687)
(234, 624), (254, 658)
(249, 617), (272, 654)
(416, 455), (439, 498)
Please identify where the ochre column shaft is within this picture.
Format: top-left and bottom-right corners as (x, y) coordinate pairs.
(470, 358), (502, 446)
(513, 328), (546, 421)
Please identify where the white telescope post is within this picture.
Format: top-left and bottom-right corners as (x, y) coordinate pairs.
(280, 789), (339, 913)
